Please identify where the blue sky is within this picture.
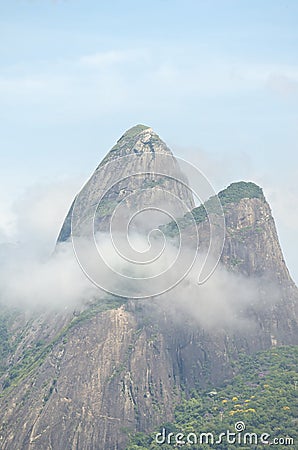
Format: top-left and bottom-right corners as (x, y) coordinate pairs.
(0, 0), (297, 281)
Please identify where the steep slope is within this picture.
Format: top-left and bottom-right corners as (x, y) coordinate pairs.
(0, 128), (297, 450)
(178, 182), (298, 347)
(57, 124), (194, 242)
(127, 346), (298, 449)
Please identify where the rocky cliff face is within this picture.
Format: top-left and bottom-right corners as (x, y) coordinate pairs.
(0, 127), (297, 450)
(179, 183), (298, 348)
(57, 124), (194, 242)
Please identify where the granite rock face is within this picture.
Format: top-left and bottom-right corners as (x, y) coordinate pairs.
(57, 125), (195, 242)
(0, 127), (297, 450)
(183, 185), (298, 348)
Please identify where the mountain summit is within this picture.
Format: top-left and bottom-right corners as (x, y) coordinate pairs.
(57, 124), (194, 242)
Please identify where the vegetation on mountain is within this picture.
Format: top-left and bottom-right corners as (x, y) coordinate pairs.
(163, 182), (265, 236)
(98, 124), (150, 168)
(0, 313), (11, 377)
(120, 124), (150, 140)
(218, 181), (264, 205)
(0, 297), (125, 395)
(126, 346), (298, 449)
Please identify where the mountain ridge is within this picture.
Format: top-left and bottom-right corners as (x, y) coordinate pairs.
(0, 126), (297, 450)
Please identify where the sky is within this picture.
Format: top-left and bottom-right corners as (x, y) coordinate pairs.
(0, 0), (297, 282)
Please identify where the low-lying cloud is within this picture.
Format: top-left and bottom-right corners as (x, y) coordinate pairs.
(0, 241), (97, 308)
(0, 180), (281, 330)
(0, 180), (99, 309)
(162, 263), (281, 331)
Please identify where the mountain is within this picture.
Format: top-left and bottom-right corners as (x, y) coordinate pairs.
(0, 126), (297, 450)
(57, 124), (194, 242)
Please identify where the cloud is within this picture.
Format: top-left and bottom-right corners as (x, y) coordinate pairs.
(162, 262), (281, 331)
(0, 241), (98, 308)
(173, 144), (298, 287)
(0, 176), (283, 329)
(0, 179), (100, 309)
(264, 175), (298, 232)
(260, 172), (298, 284)
(147, 58), (298, 97)
(175, 145), (255, 196)
(267, 73), (298, 97)
(1, 46), (298, 126)
(0, 77), (47, 95)
(8, 179), (81, 253)
(79, 50), (139, 67)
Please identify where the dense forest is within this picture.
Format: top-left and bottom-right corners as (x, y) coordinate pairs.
(127, 346), (298, 449)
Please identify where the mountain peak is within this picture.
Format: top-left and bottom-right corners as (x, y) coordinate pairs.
(58, 125), (194, 243)
(98, 124), (172, 168)
(118, 124), (151, 141)
(218, 181), (265, 205)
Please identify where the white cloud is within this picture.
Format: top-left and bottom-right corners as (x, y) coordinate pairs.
(264, 178), (298, 232)
(267, 73), (298, 96)
(1, 45), (298, 131)
(0, 179), (97, 308)
(173, 144), (298, 286)
(79, 49), (139, 67)
(149, 59), (298, 97)
(162, 263), (281, 331)
(1, 47), (298, 112)
(0, 77), (46, 94)
(0, 172), (292, 317)
(3, 178), (82, 254)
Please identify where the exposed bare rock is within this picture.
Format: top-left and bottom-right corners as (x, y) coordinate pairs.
(57, 124), (194, 242)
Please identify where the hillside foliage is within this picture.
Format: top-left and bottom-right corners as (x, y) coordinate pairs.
(163, 182), (265, 236)
(126, 346), (298, 449)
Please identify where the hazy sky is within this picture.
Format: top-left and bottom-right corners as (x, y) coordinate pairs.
(0, 0), (297, 282)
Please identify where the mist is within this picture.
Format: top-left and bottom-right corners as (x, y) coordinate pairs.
(161, 263), (281, 331)
(0, 180), (99, 309)
(0, 180), (281, 330)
